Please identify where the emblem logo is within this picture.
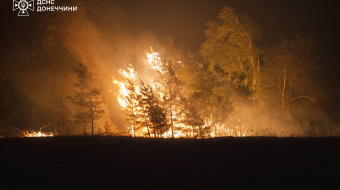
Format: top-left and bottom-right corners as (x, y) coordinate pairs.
(13, 0), (34, 16)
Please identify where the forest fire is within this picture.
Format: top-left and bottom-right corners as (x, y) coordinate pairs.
(147, 51), (166, 74)
(1, 1), (336, 138)
(24, 124), (53, 137)
(25, 131), (53, 137)
(113, 50), (185, 138)
(113, 50), (278, 138)
(2, 1), (340, 188)
(113, 50), (218, 138)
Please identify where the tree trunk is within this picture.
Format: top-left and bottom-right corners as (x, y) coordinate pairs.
(61, 90), (65, 136)
(91, 107), (94, 136)
(281, 67), (287, 109)
(170, 86), (174, 138)
(213, 116), (217, 137)
(147, 125), (150, 138)
(91, 116), (94, 136)
(145, 113), (150, 138)
(239, 125), (242, 137)
(153, 124), (156, 138)
(199, 125), (204, 139)
(90, 96), (94, 136)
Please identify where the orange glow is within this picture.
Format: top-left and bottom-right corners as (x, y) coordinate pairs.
(147, 51), (166, 74)
(23, 124), (53, 137)
(25, 131), (53, 137)
(113, 49), (257, 138)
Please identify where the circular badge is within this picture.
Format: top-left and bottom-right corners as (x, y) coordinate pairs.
(19, 0), (28, 11)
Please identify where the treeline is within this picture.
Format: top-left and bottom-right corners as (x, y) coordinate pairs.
(119, 54), (211, 138)
(118, 6), (334, 137)
(0, 4), (336, 137)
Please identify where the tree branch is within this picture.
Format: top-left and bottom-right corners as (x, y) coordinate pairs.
(291, 96), (316, 103)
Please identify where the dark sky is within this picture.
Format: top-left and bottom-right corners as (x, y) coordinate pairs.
(0, 0), (338, 81)
(1, 0), (339, 69)
(118, 0), (340, 53)
(0, 0), (339, 78)
(116, 0), (340, 84)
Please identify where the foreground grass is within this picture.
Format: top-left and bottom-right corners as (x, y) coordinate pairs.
(1, 136), (339, 189)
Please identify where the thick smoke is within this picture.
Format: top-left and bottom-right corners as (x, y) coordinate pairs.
(224, 95), (337, 137)
(52, 1), (166, 133)
(0, 0), (166, 133)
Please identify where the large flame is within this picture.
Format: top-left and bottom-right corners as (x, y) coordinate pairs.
(119, 65), (137, 79)
(113, 49), (254, 138)
(147, 51), (166, 74)
(24, 124), (53, 137)
(113, 80), (128, 108)
(25, 131), (53, 137)
(112, 50), (196, 138)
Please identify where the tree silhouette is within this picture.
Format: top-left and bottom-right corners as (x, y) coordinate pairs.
(180, 96), (204, 138)
(260, 35), (318, 111)
(68, 63), (105, 136)
(140, 81), (169, 138)
(121, 79), (139, 136)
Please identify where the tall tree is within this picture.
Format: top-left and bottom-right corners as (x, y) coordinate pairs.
(201, 6), (261, 99)
(160, 62), (183, 138)
(69, 63), (105, 136)
(137, 81), (151, 137)
(190, 61), (235, 137)
(47, 82), (71, 136)
(147, 42), (186, 137)
(121, 79), (139, 136)
(260, 35), (318, 111)
(139, 81), (169, 138)
(180, 96), (205, 138)
(0, 80), (18, 132)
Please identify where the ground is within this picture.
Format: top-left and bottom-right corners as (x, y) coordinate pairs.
(1, 137), (339, 189)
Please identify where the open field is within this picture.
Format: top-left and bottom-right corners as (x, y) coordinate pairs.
(1, 137), (340, 189)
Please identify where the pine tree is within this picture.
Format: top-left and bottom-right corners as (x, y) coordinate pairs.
(68, 63), (105, 136)
(180, 96), (204, 138)
(139, 81), (169, 138)
(121, 79), (139, 136)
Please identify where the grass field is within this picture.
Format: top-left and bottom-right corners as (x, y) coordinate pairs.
(1, 137), (339, 189)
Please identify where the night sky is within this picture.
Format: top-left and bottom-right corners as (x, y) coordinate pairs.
(2, 0), (339, 74)
(118, 0), (340, 62)
(3, 0), (338, 72)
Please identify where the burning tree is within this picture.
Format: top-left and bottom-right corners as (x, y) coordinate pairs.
(154, 58), (184, 138)
(69, 63), (105, 136)
(114, 50), (184, 137)
(120, 79), (141, 137)
(114, 49), (214, 138)
(118, 78), (170, 138)
(140, 81), (169, 138)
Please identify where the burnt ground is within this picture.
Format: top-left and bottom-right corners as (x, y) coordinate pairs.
(0, 137), (340, 189)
